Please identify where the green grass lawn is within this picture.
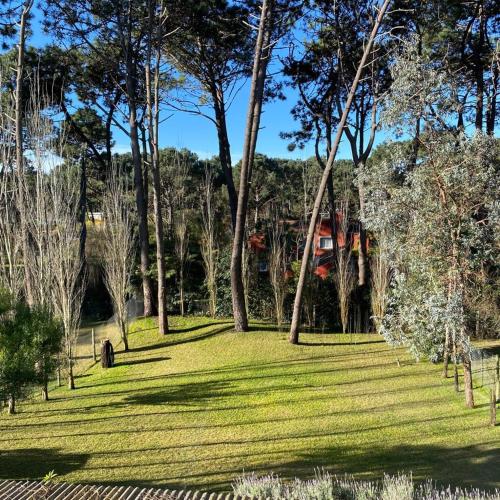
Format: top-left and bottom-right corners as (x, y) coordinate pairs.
(1, 316), (498, 492)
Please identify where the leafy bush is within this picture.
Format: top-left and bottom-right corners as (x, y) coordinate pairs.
(0, 292), (63, 413)
(215, 246), (232, 317)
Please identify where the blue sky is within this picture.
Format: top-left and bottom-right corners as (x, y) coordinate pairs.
(28, 6), (387, 164)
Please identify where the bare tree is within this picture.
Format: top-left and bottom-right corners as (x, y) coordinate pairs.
(333, 199), (355, 335)
(0, 172), (23, 299)
(46, 166), (86, 390)
(0, 69), (23, 299)
(200, 164), (218, 318)
(370, 232), (392, 334)
(24, 92), (61, 310)
(26, 101), (85, 390)
(102, 167), (136, 352)
(289, 0), (391, 344)
(268, 208), (288, 330)
(15, 0), (34, 306)
(169, 157), (190, 316)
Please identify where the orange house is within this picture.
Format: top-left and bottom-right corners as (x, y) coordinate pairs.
(247, 214), (366, 280)
(313, 216), (365, 279)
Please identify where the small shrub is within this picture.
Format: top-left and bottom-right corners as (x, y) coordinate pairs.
(43, 470), (58, 482)
(232, 472), (284, 499)
(232, 471), (500, 500)
(381, 473), (414, 500)
(286, 469), (335, 500)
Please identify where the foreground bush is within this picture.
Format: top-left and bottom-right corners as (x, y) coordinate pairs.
(232, 470), (500, 500)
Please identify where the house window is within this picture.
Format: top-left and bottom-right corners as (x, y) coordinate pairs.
(319, 237), (333, 249)
(258, 261), (268, 272)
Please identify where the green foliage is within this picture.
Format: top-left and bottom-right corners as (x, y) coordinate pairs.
(248, 273), (275, 320)
(0, 292), (63, 410)
(30, 306), (64, 389)
(43, 470), (58, 482)
(215, 245), (232, 317)
(362, 132), (498, 358)
(0, 296), (37, 405)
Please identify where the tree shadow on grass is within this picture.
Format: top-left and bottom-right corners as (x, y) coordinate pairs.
(123, 379), (231, 406)
(113, 356), (171, 367)
(171, 321), (233, 334)
(298, 340), (385, 347)
(127, 325), (234, 354)
(0, 448), (89, 480)
(129, 325), (158, 334)
(266, 441), (500, 492)
(76, 442), (500, 493)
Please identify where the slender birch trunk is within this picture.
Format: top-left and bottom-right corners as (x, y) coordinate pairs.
(289, 0), (392, 343)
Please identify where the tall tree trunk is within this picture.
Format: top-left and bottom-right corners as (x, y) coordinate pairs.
(148, 109), (168, 335)
(463, 350), (474, 408)
(314, 140), (336, 251)
(453, 343), (459, 393)
(231, 0), (274, 332)
(125, 53), (154, 318)
(79, 156), (87, 265)
(326, 172), (336, 244)
(121, 321), (129, 351)
(443, 324), (450, 378)
(289, 0), (391, 344)
(486, 62), (498, 135)
(179, 268), (185, 316)
(16, 0), (33, 307)
(68, 356), (75, 390)
(41, 381), (49, 401)
(56, 357), (61, 387)
(146, 0), (168, 335)
(357, 162), (368, 287)
(105, 91), (121, 168)
(213, 86), (238, 231)
(474, 1), (486, 131)
(8, 395), (15, 415)
(140, 126), (150, 207)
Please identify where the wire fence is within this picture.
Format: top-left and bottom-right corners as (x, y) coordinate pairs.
(471, 347), (500, 393)
(471, 346), (499, 425)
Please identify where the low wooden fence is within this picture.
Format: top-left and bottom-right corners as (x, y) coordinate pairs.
(0, 481), (251, 500)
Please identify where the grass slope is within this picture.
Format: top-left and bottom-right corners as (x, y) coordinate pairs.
(1, 316), (498, 492)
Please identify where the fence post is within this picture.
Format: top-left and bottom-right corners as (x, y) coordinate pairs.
(481, 352), (484, 387)
(490, 388), (496, 427)
(92, 328), (96, 362)
(495, 355), (499, 403)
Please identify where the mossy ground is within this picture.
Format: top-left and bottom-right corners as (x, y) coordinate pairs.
(1, 316), (498, 492)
